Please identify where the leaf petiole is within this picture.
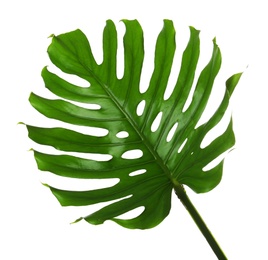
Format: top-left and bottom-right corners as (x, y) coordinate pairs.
(174, 184), (227, 260)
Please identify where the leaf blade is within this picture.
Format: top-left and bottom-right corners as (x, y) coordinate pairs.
(27, 20), (241, 229)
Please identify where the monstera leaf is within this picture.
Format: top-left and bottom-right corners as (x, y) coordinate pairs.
(25, 19), (241, 258)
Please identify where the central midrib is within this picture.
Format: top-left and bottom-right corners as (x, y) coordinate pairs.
(64, 33), (176, 185)
(92, 73), (175, 184)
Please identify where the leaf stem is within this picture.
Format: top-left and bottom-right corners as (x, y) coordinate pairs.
(174, 184), (227, 260)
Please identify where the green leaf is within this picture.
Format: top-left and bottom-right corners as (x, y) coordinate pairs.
(26, 20), (241, 230)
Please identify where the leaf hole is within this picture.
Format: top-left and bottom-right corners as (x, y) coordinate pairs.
(182, 83), (196, 112)
(85, 23), (103, 65)
(69, 101), (101, 110)
(121, 149), (143, 160)
(48, 65), (90, 88)
(116, 206), (145, 220)
(116, 22), (126, 79)
(81, 195), (133, 217)
(139, 24), (157, 94)
(62, 124), (109, 137)
(195, 81), (226, 129)
(67, 152), (113, 161)
(129, 169), (146, 177)
(178, 138), (188, 153)
(200, 109), (231, 149)
(136, 100), (146, 116)
(163, 27), (188, 100)
(151, 112), (163, 132)
(166, 122), (178, 142)
(116, 131), (129, 139)
(202, 156), (223, 172)
(40, 173), (119, 191)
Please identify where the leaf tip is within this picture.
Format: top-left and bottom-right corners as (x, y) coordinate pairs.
(163, 18), (173, 24)
(189, 25), (200, 34)
(120, 18), (140, 27)
(106, 19), (115, 25)
(17, 121), (25, 126)
(48, 34), (55, 39)
(28, 92), (34, 101)
(226, 72), (243, 96)
(70, 217), (83, 224)
(41, 66), (50, 78)
(162, 19), (175, 33)
(41, 182), (50, 188)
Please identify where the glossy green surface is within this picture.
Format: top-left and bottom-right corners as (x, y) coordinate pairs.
(26, 20), (241, 229)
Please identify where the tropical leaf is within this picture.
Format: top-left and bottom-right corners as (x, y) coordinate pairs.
(25, 19), (241, 230)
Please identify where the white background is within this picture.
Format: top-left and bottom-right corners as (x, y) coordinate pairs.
(1, 0), (268, 259)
